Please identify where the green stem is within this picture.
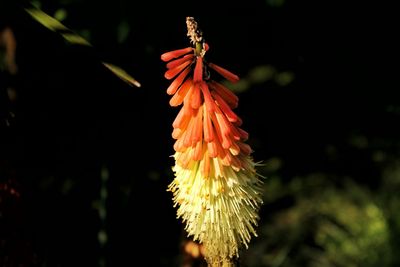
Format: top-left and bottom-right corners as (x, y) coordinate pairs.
(195, 42), (203, 56)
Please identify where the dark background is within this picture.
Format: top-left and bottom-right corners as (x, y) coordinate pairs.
(1, 0), (399, 266)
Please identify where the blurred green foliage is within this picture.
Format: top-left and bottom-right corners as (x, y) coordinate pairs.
(226, 65), (294, 93)
(25, 7), (91, 46)
(272, 178), (386, 266)
(53, 8), (67, 22)
(25, 6), (140, 87)
(241, 154), (400, 267)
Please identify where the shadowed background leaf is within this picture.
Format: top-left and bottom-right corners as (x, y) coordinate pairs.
(25, 6), (140, 87)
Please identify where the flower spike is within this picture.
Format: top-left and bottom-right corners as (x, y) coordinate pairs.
(162, 17), (263, 266)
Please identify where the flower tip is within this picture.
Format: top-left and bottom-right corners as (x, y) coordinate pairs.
(160, 54), (168, 61)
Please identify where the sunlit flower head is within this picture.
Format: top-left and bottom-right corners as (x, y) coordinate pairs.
(162, 17), (263, 265)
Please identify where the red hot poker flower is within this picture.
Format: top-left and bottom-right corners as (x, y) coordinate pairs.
(162, 17), (263, 266)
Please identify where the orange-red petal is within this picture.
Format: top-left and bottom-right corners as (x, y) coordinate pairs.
(201, 152), (210, 177)
(193, 141), (203, 161)
(214, 105), (233, 138)
(200, 82), (215, 113)
(237, 142), (252, 155)
(183, 118), (195, 148)
(191, 106), (203, 144)
(190, 83), (202, 109)
(208, 141), (218, 158)
(230, 154), (242, 171)
(234, 116), (243, 126)
(193, 57), (203, 82)
(164, 60), (191, 80)
(161, 47), (193, 62)
(215, 139), (226, 158)
(210, 81), (239, 108)
(203, 105), (215, 143)
(229, 141), (240, 156)
(238, 128), (249, 140)
(221, 152), (232, 166)
(183, 101), (194, 117)
(169, 79), (192, 107)
(166, 67), (191, 95)
(172, 107), (189, 129)
(179, 150), (192, 168)
(212, 91), (238, 123)
(208, 63), (239, 83)
(166, 54), (194, 69)
(210, 112), (232, 149)
(172, 128), (182, 139)
(174, 138), (185, 152)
